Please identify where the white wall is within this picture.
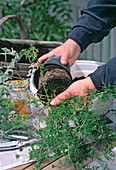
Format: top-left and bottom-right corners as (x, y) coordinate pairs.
(0, 6), (2, 34)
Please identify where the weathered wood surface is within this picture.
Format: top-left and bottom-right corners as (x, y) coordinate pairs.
(0, 38), (62, 57)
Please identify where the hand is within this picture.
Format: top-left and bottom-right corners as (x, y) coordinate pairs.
(50, 77), (97, 106)
(38, 38), (81, 66)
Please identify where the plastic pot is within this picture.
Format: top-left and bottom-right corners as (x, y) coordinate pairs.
(30, 56), (72, 94)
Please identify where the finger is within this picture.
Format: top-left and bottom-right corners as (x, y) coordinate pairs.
(60, 54), (68, 65)
(38, 51), (54, 64)
(50, 90), (70, 106)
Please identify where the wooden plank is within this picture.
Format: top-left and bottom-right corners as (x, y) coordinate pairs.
(0, 38), (62, 48)
(0, 39), (62, 58)
(41, 156), (74, 170)
(22, 155), (74, 170)
(24, 157), (58, 170)
(8, 161), (35, 170)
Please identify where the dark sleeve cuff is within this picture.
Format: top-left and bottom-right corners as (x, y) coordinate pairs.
(89, 56), (116, 90)
(67, 27), (95, 52)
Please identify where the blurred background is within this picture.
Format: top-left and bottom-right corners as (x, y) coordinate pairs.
(0, 0), (116, 63)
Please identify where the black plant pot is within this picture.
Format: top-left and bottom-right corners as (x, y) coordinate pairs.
(34, 56), (72, 102)
(44, 56), (72, 79)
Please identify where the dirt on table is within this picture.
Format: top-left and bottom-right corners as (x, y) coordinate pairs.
(10, 99), (29, 118)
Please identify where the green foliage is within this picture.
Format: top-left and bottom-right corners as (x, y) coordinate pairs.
(29, 89), (116, 169)
(28, 60), (116, 169)
(19, 44), (39, 63)
(0, 0), (72, 42)
(0, 47), (116, 169)
(16, 154), (20, 158)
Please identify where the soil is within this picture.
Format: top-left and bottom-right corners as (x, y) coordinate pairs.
(38, 65), (72, 102)
(10, 99), (29, 118)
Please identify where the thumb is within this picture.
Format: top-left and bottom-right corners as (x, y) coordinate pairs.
(60, 54), (68, 65)
(38, 51), (54, 64)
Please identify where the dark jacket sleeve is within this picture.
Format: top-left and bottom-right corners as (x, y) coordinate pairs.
(89, 56), (116, 90)
(67, 0), (116, 52)
(68, 0), (116, 90)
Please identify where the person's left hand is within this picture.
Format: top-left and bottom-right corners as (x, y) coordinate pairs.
(50, 76), (97, 106)
(37, 39), (81, 67)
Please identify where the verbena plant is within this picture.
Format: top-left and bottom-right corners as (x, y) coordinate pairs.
(0, 47), (116, 169)
(0, 0), (72, 42)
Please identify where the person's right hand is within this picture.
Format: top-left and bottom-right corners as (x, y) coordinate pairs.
(38, 38), (81, 67)
(50, 76), (97, 106)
